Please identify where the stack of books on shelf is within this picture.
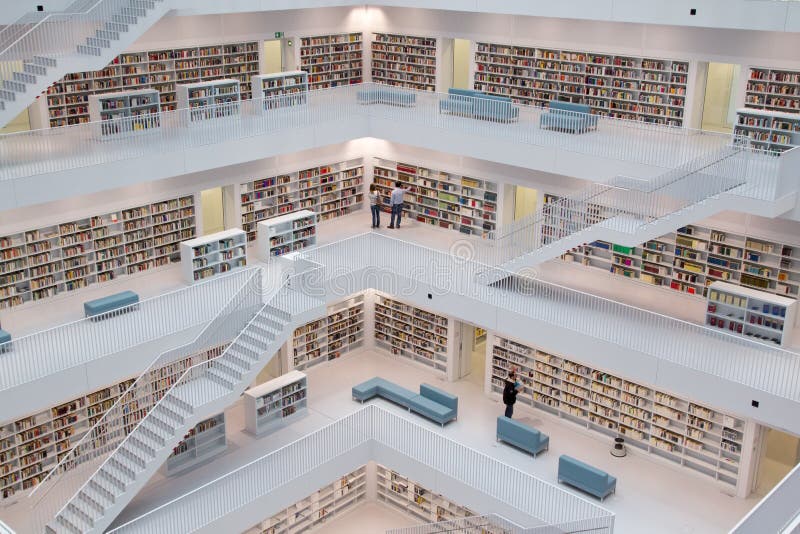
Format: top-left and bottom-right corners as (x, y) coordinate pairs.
(244, 371), (308, 436)
(734, 108), (800, 153)
(33, 42), (259, 128)
(240, 160), (364, 241)
(473, 42), (688, 126)
(88, 89), (161, 137)
(745, 67), (800, 116)
(376, 465), (475, 523)
(706, 281), (796, 346)
(244, 465), (367, 533)
(373, 159), (497, 237)
(165, 413), (226, 476)
(180, 229), (247, 283)
(256, 210), (318, 258)
(0, 195), (195, 310)
(176, 79), (241, 122)
(490, 335), (747, 488)
(254, 72), (309, 109)
(291, 295), (365, 370)
(371, 33), (437, 92)
(374, 294), (450, 375)
(299, 32), (364, 90)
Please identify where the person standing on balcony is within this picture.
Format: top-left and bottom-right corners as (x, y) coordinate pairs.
(388, 181), (408, 229)
(502, 368), (521, 418)
(369, 184), (381, 228)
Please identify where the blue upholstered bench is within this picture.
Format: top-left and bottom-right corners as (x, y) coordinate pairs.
(496, 416), (549, 457)
(352, 377), (458, 426)
(540, 101), (598, 134)
(439, 88), (519, 123)
(84, 290), (140, 320)
(557, 455), (616, 501)
(0, 329), (10, 353)
(357, 87), (416, 107)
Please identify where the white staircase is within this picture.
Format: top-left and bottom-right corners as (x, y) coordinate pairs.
(46, 286), (324, 533)
(0, 0), (172, 127)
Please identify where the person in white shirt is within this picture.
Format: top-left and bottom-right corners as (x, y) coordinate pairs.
(388, 181), (408, 229)
(368, 183), (380, 228)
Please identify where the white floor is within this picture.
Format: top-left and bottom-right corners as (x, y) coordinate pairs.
(106, 349), (760, 534)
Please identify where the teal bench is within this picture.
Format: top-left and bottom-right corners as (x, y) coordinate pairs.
(357, 87), (416, 107)
(557, 455), (616, 501)
(84, 290), (140, 320)
(439, 88), (519, 123)
(496, 416), (549, 457)
(352, 377), (458, 426)
(0, 329), (10, 353)
(540, 101), (598, 134)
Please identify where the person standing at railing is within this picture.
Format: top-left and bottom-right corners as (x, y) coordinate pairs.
(502, 368), (521, 418)
(388, 181), (409, 229)
(369, 184), (381, 228)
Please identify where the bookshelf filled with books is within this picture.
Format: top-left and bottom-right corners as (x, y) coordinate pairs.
(733, 108), (800, 153)
(244, 371), (308, 437)
(745, 67), (800, 115)
(291, 294), (365, 371)
(706, 281), (796, 346)
(253, 71), (309, 109)
(165, 413), (226, 476)
(32, 41), (260, 128)
(256, 210), (317, 259)
(0, 344), (225, 500)
(88, 89), (161, 138)
(374, 294), (451, 376)
(180, 229), (247, 283)
(244, 465), (367, 533)
(371, 33), (438, 92)
(176, 78), (241, 123)
(299, 32), (364, 90)
(0, 194), (196, 310)
(473, 42), (689, 126)
(489, 334), (750, 490)
(372, 158), (498, 238)
(549, 194), (800, 299)
(376, 464), (474, 523)
(239, 159), (364, 241)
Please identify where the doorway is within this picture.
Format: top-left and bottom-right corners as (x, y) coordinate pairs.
(263, 39), (283, 74)
(456, 321), (487, 388)
(753, 427), (800, 496)
(200, 187), (225, 235)
(452, 39), (471, 90)
(514, 185), (538, 221)
(701, 62), (741, 133)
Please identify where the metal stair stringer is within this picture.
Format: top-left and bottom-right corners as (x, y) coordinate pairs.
(46, 287), (325, 534)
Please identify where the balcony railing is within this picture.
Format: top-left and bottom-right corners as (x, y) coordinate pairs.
(105, 405), (615, 534)
(730, 461), (800, 533)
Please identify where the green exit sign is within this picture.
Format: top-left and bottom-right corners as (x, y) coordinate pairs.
(274, 32), (284, 38)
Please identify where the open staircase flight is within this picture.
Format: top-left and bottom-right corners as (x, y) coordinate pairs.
(0, 0), (172, 127)
(45, 286), (323, 534)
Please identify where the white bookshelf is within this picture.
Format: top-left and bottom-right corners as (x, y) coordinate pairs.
(374, 294), (450, 376)
(165, 413), (226, 476)
(0, 194), (196, 310)
(244, 465), (367, 534)
(489, 334), (749, 490)
(176, 78), (241, 123)
(240, 159), (364, 242)
(180, 228), (247, 283)
(745, 67), (800, 115)
(0, 344), (225, 500)
(253, 71), (308, 109)
(706, 281), (796, 346)
(734, 108), (800, 153)
(372, 159), (498, 238)
(473, 42), (689, 126)
(33, 41), (259, 128)
(244, 371), (308, 437)
(299, 32), (363, 90)
(376, 464), (474, 523)
(371, 33), (437, 92)
(256, 210), (317, 259)
(291, 294), (365, 371)
(88, 89), (161, 138)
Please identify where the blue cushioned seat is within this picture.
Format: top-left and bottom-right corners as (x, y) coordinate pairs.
(0, 329), (10, 353)
(439, 88), (519, 123)
(84, 290), (140, 320)
(557, 455), (616, 501)
(351, 377), (458, 426)
(357, 87), (416, 107)
(352, 377), (384, 402)
(496, 416), (549, 457)
(407, 395), (455, 425)
(540, 101), (597, 134)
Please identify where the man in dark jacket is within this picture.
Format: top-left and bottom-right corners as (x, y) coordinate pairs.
(502, 369), (521, 418)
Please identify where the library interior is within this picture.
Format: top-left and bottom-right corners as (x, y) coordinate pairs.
(1, 1), (800, 533)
